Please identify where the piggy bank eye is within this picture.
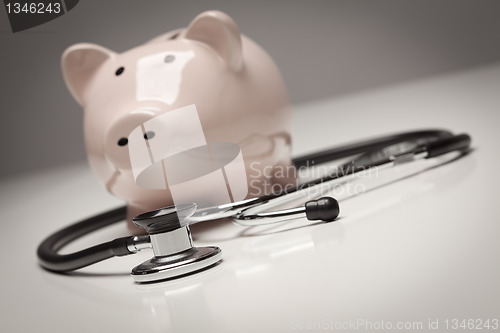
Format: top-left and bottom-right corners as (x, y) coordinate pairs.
(144, 131), (155, 140)
(117, 137), (128, 146)
(115, 67), (125, 76)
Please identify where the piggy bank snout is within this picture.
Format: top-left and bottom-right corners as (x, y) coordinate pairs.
(104, 112), (156, 170)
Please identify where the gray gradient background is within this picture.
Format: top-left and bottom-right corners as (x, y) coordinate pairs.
(1, 0), (500, 180)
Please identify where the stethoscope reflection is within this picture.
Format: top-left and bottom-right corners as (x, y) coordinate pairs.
(135, 264), (224, 331)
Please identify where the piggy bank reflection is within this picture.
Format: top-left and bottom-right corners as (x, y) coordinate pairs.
(62, 11), (294, 232)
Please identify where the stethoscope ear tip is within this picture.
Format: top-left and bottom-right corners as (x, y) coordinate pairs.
(305, 197), (340, 222)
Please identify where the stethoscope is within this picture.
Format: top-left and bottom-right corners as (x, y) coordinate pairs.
(37, 129), (471, 283)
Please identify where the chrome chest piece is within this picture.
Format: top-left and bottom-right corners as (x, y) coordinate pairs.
(131, 203), (222, 283)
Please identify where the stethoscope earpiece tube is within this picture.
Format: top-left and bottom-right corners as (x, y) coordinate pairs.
(292, 129), (453, 168)
(422, 133), (471, 159)
(233, 196), (340, 226)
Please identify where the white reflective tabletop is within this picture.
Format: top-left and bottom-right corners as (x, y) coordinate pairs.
(1, 63), (499, 332)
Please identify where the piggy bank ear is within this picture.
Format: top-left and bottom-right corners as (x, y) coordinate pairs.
(62, 43), (115, 106)
(185, 11), (243, 71)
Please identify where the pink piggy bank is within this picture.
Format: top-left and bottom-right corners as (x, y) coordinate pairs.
(62, 10), (294, 233)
